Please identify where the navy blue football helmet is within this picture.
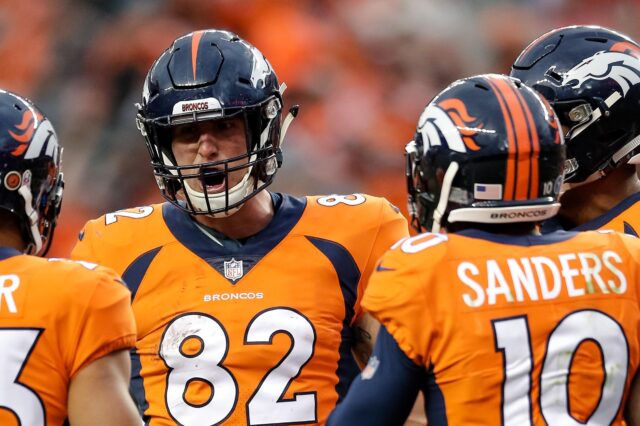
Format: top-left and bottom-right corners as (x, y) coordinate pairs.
(406, 74), (566, 232)
(136, 29), (297, 216)
(511, 25), (640, 184)
(0, 90), (63, 255)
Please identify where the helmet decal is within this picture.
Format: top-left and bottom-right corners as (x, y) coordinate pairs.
(240, 40), (273, 89)
(418, 99), (483, 153)
(562, 50), (640, 97)
(8, 110), (37, 156)
(437, 99), (483, 151)
(610, 41), (640, 58)
(24, 118), (58, 162)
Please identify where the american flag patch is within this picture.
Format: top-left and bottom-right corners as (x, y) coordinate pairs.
(474, 183), (503, 200)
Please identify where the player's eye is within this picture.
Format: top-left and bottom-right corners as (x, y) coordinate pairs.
(172, 124), (198, 141)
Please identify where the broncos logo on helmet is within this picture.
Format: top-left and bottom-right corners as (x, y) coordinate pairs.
(511, 25), (640, 183)
(6, 109), (58, 163)
(610, 41), (640, 59)
(8, 110), (39, 156)
(417, 98), (484, 153)
(562, 50), (640, 97)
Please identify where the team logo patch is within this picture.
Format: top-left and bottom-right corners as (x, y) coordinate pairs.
(224, 258), (244, 282)
(361, 356), (380, 380)
(4, 171), (21, 191)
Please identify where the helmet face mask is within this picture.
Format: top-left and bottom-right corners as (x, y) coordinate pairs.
(511, 25), (640, 184)
(137, 30), (285, 217)
(0, 90), (63, 255)
(406, 74), (566, 233)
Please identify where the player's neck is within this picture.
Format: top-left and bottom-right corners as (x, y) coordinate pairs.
(0, 211), (27, 252)
(192, 190), (275, 240)
(558, 165), (640, 227)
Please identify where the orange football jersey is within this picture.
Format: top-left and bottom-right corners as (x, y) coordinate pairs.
(574, 193), (640, 236)
(364, 229), (640, 425)
(0, 247), (136, 426)
(543, 193), (640, 236)
(70, 193), (408, 425)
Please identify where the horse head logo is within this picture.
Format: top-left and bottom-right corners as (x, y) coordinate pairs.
(417, 98), (484, 153)
(562, 50), (640, 97)
(7, 110), (58, 162)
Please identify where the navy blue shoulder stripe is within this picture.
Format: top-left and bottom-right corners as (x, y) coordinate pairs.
(121, 247), (162, 300)
(624, 221), (639, 237)
(0, 246), (21, 261)
(575, 192), (640, 231)
(306, 236), (361, 400)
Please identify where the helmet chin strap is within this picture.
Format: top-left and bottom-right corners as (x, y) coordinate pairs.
(183, 156), (258, 217)
(279, 105), (299, 148)
(431, 161), (459, 234)
(17, 185), (42, 255)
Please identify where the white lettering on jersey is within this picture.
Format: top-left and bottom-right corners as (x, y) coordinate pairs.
(458, 250), (626, 307)
(0, 275), (20, 313)
(203, 292), (265, 302)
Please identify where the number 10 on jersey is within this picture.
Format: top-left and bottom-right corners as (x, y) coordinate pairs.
(493, 309), (628, 425)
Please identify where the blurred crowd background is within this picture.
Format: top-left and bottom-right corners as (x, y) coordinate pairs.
(1, 0), (638, 256)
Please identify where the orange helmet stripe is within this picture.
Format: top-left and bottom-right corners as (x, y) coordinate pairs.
(191, 30), (205, 80)
(485, 77), (517, 200)
(488, 76), (539, 201)
(517, 89), (540, 199)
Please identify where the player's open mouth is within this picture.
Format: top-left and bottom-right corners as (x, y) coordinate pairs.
(200, 168), (226, 193)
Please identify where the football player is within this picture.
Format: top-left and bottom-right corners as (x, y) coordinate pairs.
(510, 25), (640, 235)
(0, 90), (140, 425)
(327, 74), (640, 425)
(70, 29), (408, 425)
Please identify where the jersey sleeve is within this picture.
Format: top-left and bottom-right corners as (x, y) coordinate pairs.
(68, 267), (137, 377)
(327, 326), (424, 426)
(362, 245), (435, 366)
(353, 200), (409, 321)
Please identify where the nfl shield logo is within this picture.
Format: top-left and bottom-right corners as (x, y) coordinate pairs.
(224, 258), (244, 282)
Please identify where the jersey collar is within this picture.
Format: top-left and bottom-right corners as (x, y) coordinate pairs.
(0, 246), (22, 261)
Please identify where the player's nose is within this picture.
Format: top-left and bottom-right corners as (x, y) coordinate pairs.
(196, 128), (220, 160)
